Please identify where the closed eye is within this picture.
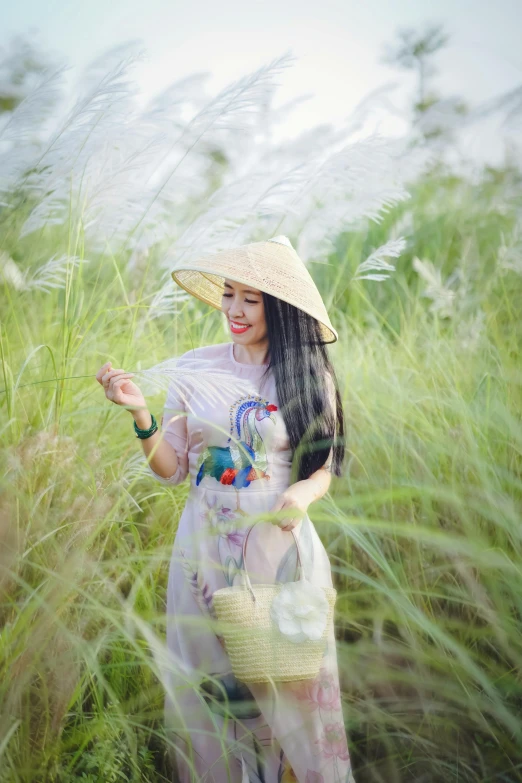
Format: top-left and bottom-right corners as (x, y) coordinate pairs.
(222, 293), (259, 304)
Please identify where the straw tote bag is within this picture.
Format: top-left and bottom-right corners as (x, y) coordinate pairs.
(212, 521), (337, 683)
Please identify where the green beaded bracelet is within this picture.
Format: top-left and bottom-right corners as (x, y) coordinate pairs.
(134, 412), (158, 439)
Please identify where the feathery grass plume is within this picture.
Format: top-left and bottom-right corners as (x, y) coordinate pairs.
(389, 207), (415, 239)
(2, 40), (425, 281)
(120, 451), (160, 494)
(0, 251), (26, 290)
(353, 237), (407, 281)
(167, 132), (418, 270)
(132, 51), (301, 250)
(270, 123), (349, 170)
(178, 50), (296, 140)
(10, 47), (305, 261)
(140, 53), (296, 188)
(165, 214), (249, 269)
(341, 80), (405, 136)
(455, 310), (486, 353)
(412, 255), (457, 317)
(0, 38), (68, 199)
(146, 281), (191, 320)
(141, 72), (210, 135)
(0, 66), (67, 174)
(166, 164), (312, 268)
(497, 217), (522, 276)
(289, 134), (414, 263)
(0, 68), (66, 143)
(134, 356), (257, 413)
(23, 253), (89, 293)
(17, 42), (157, 245)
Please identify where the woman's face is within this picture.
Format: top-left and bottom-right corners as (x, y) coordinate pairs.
(221, 278), (268, 345)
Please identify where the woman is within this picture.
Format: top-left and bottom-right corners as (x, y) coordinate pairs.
(97, 236), (356, 783)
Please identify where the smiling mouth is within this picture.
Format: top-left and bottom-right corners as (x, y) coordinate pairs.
(229, 320), (251, 333)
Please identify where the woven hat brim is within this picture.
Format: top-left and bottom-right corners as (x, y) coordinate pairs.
(170, 242), (338, 343)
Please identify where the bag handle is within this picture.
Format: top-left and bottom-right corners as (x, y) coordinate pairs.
(240, 520), (305, 602)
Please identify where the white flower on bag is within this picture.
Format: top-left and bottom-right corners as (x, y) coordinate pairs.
(270, 579), (329, 643)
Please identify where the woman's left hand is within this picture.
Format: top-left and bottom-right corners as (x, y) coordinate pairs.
(269, 480), (316, 531)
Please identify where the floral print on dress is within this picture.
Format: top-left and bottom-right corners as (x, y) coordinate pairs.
(199, 492), (246, 545)
(316, 723), (351, 761)
(200, 490), (249, 586)
(287, 666), (355, 782)
(290, 667), (342, 712)
(178, 547), (216, 620)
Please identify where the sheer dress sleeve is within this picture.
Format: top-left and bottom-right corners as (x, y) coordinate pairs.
(146, 374), (189, 486)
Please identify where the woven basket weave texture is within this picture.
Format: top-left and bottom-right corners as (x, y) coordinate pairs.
(212, 582), (337, 683)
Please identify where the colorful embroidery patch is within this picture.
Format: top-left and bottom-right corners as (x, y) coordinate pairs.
(196, 394), (278, 488)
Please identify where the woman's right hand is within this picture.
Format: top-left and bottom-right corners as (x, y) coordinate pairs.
(96, 361), (147, 411)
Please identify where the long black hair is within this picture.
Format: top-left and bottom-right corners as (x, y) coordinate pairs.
(260, 292), (346, 482)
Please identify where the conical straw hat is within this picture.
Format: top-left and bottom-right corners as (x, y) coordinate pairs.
(170, 235), (338, 343)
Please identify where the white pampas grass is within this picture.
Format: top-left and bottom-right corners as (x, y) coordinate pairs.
(456, 310), (486, 353)
(0, 62), (68, 199)
(293, 134), (412, 264)
(0, 252), (26, 290)
(497, 218), (522, 276)
(353, 237), (407, 281)
(8, 46), (308, 261)
(412, 256), (457, 317)
(120, 451), (153, 488)
(17, 42), (157, 246)
(0, 37), (442, 319)
(0, 252), (89, 293)
(24, 254), (89, 293)
(134, 356), (257, 413)
(146, 282), (191, 320)
(0, 39), (431, 267)
(179, 51), (296, 140)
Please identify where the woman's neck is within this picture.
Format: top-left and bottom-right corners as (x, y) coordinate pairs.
(232, 341), (269, 366)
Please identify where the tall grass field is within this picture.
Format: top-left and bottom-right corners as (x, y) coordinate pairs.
(1, 42), (522, 782)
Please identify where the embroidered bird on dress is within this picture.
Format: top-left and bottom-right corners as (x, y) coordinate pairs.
(196, 397), (277, 488)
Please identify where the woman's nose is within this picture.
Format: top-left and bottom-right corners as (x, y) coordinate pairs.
(229, 299), (244, 317)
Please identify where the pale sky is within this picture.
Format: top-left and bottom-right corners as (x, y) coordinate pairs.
(3, 0), (522, 162)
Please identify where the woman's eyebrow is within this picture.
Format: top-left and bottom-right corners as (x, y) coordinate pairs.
(223, 283), (261, 296)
